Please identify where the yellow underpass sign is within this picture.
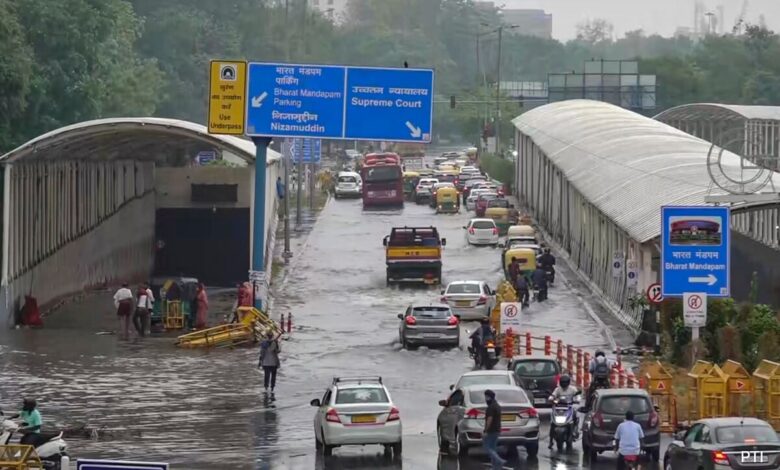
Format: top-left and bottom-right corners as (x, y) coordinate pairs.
(208, 60), (247, 135)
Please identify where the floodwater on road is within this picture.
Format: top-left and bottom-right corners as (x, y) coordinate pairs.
(0, 193), (652, 469)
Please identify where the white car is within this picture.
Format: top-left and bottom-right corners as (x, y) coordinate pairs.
(466, 189), (490, 211)
(311, 376), (402, 457)
(451, 370), (522, 390)
(441, 280), (496, 320)
(464, 218), (499, 246)
(334, 171), (362, 199)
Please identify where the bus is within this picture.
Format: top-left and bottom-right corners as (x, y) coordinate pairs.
(361, 153), (404, 207)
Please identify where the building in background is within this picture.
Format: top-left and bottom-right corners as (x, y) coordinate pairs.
(500, 9), (553, 39)
(309, 0), (349, 24)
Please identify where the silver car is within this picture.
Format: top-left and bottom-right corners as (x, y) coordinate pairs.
(398, 304), (460, 349)
(440, 281), (495, 320)
(450, 370), (522, 391)
(436, 384), (540, 458)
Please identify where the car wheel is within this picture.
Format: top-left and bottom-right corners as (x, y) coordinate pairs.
(437, 425), (449, 452)
(455, 431), (469, 457)
(650, 448), (660, 462)
(392, 441), (402, 456)
(525, 443), (538, 459)
(321, 428), (333, 456)
(664, 456), (672, 470)
(315, 429), (322, 449)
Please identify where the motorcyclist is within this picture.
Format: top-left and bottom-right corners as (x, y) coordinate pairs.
(548, 375), (580, 449)
(531, 266), (548, 301)
(469, 317), (494, 352)
(538, 248), (556, 284)
(10, 398), (44, 447)
(508, 257), (520, 285)
(586, 350), (618, 410)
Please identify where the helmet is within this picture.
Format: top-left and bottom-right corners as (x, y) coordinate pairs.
(544, 248), (551, 254)
(595, 350), (605, 358)
(596, 355), (607, 364)
(559, 374), (571, 388)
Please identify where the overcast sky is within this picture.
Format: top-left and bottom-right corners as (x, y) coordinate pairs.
(504, 0), (780, 40)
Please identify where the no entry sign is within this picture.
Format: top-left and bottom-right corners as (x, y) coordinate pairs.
(500, 302), (522, 332)
(646, 283), (663, 305)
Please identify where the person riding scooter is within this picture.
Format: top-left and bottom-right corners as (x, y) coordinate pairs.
(538, 248), (556, 285)
(10, 398), (43, 447)
(548, 375), (580, 449)
(531, 266), (548, 302)
(586, 350), (618, 410)
(469, 318), (496, 367)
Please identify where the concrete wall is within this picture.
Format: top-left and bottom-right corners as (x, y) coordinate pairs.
(155, 167), (252, 208)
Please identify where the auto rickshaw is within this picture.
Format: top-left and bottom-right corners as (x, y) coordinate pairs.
(435, 186), (460, 214)
(506, 225), (538, 245)
(485, 207), (511, 235)
(403, 171), (420, 200)
(503, 247), (537, 281)
(150, 276), (199, 327)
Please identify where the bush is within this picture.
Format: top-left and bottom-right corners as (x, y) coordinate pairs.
(480, 154), (514, 192)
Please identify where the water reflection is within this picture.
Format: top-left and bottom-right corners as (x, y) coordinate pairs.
(315, 452), (401, 470)
(254, 392), (278, 470)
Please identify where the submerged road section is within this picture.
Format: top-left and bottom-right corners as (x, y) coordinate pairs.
(0, 191), (650, 469)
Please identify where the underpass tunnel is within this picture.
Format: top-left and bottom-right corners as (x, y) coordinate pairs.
(0, 117), (280, 327)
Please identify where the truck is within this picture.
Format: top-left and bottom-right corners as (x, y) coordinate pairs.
(361, 153), (404, 207)
(383, 227), (446, 285)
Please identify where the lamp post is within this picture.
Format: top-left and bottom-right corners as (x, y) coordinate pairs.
(480, 23), (519, 155)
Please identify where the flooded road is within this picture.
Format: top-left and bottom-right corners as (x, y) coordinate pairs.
(0, 190), (654, 469)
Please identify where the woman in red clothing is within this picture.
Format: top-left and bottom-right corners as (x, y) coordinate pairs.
(195, 283), (209, 329)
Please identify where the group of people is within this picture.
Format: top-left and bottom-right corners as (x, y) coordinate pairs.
(112, 282), (154, 340)
(508, 248), (556, 307)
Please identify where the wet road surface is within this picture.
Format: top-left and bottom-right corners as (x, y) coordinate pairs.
(0, 191), (658, 469)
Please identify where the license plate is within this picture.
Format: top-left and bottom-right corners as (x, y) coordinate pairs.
(456, 300), (471, 307)
(486, 348), (495, 354)
(501, 414), (516, 422)
(534, 398), (547, 405)
(422, 333), (441, 338)
(351, 414), (376, 424)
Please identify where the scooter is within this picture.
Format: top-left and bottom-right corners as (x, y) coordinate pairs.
(0, 410), (69, 469)
(613, 441), (643, 470)
(545, 268), (555, 286)
(468, 336), (501, 370)
(550, 391), (581, 452)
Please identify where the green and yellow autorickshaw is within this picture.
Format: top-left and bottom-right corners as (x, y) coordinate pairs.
(503, 247), (537, 281)
(485, 207), (512, 235)
(435, 186), (460, 214)
(403, 171), (420, 200)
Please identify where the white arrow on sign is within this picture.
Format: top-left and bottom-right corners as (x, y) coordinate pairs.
(689, 274), (718, 286)
(251, 92), (268, 108)
(405, 121), (422, 138)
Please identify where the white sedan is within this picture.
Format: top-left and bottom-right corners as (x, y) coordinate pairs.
(464, 218), (499, 246)
(466, 188), (490, 211)
(312, 376), (402, 457)
(440, 280), (496, 320)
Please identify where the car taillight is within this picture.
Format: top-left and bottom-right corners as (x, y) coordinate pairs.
(468, 228), (475, 234)
(592, 412), (604, 428)
(712, 450), (729, 466)
(492, 227), (498, 235)
(405, 316), (417, 325)
(465, 408), (485, 419)
(447, 316), (459, 326)
(326, 408), (341, 423)
(519, 407), (538, 419)
(648, 409), (659, 428)
(477, 295), (487, 305)
(485, 340), (495, 348)
(388, 407), (400, 421)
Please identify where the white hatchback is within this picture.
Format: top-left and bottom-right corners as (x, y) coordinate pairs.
(334, 171), (362, 199)
(464, 218), (499, 246)
(311, 377), (402, 457)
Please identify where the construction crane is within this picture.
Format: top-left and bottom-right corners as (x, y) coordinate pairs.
(733, 0), (749, 35)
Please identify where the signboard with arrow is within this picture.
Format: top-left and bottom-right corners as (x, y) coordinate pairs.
(244, 62), (434, 142)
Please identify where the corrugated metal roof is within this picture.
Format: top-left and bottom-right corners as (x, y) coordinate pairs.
(655, 103), (780, 122)
(512, 100), (780, 243)
(0, 117), (280, 164)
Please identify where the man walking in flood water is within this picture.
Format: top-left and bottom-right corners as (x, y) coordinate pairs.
(113, 283), (134, 340)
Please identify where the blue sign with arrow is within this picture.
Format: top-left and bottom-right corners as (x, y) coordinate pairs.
(245, 62), (434, 142)
(661, 206), (731, 297)
(290, 138), (322, 164)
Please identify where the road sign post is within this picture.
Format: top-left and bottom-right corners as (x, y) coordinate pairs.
(611, 251), (624, 278)
(661, 206), (730, 297)
(626, 260), (638, 289)
(252, 137), (271, 310)
(208, 61), (247, 135)
(500, 302), (522, 333)
(245, 63), (434, 142)
(684, 292), (708, 362)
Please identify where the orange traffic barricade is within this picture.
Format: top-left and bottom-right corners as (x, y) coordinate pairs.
(721, 360), (754, 417)
(753, 359), (780, 431)
(642, 361), (676, 432)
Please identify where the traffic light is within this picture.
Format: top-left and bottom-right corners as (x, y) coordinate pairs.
(450, 95), (456, 109)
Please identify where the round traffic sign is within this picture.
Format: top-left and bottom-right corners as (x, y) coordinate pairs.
(687, 294), (703, 309)
(646, 283), (663, 304)
(628, 272), (637, 279)
(504, 304), (519, 317)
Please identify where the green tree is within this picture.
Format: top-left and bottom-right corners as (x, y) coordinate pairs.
(0, 0), (33, 150)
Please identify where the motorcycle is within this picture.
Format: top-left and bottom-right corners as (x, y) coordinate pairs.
(468, 335), (500, 370)
(613, 441), (643, 470)
(1, 410), (69, 469)
(550, 391), (581, 452)
(545, 268), (555, 286)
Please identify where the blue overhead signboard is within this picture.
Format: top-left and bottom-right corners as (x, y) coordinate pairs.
(245, 62), (434, 142)
(661, 206), (731, 297)
(77, 460), (168, 470)
(290, 138), (322, 164)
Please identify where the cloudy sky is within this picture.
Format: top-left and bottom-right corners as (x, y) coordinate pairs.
(504, 0), (780, 40)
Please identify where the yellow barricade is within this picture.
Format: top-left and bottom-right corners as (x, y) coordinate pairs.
(753, 359), (780, 431)
(163, 300), (184, 330)
(175, 307), (281, 348)
(0, 444), (42, 469)
(642, 361), (676, 432)
(721, 360), (754, 417)
(687, 361), (728, 420)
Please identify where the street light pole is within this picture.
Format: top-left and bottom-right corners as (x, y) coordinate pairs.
(495, 25), (502, 156)
(282, 0), (292, 261)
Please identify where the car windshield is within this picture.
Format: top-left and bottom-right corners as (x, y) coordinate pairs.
(336, 387), (389, 404)
(716, 425), (780, 443)
(338, 176), (358, 183)
(513, 360), (559, 377)
(479, 194), (498, 201)
(470, 389), (528, 404)
(364, 166), (401, 182)
(447, 283), (481, 294)
(598, 396), (650, 414)
(457, 375), (512, 388)
(412, 306), (451, 318)
(488, 200), (509, 208)
(472, 221), (495, 229)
